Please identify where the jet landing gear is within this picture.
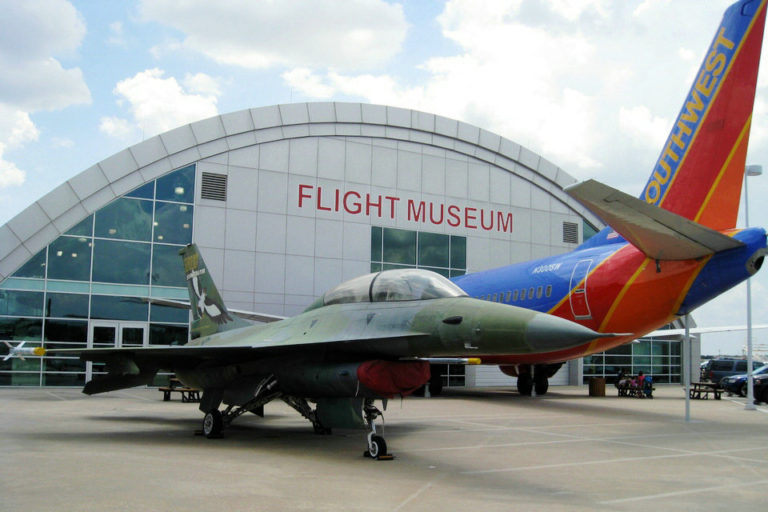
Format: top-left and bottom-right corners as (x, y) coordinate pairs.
(199, 376), (281, 439)
(363, 399), (393, 461)
(515, 364), (559, 396)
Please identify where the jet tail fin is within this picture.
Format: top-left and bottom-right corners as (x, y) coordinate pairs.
(179, 244), (250, 338)
(640, 0), (766, 229)
(567, 179), (744, 260)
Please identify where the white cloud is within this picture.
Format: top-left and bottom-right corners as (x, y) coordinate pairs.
(139, 0), (407, 71)
(183, 73), (222, 97)
(618, 105), (670, 152)
(0, 0), (90, 111)
(0, 0), (90, 190)
(0, 105), (40, 188)
(99, 116), (137, 140)
(108, 69), (220, 138)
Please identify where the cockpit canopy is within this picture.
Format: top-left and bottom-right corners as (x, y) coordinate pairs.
(321, 268), (468, 307)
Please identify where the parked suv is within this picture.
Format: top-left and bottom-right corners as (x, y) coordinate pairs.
(721, 364), (768, 396)
(754, 374), (768, 404)
(700, 358), (765, 385)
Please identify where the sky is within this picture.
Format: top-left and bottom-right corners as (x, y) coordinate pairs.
(1, 0), (768, 357)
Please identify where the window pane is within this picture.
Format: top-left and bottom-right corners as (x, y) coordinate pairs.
(371, 226), (382, 261)
(125, 182), (154, 200)
(47, 236), (92, 281)
(0, 291), (43, 316)
(12, 249), (47, 278)
(65, 215), (93, 236)
(150, 303), (189, 323)
(418, 232), (449, 268)
(45, 293), (89, 319)
(156, 165), (195, 203)
(450, 236), (466, 269)
(44, 358), (86, 372)
(42, 373), (85, 386)
(44, 320), (87, 342)
(93, 240), (150, 285)
(151, 244), (186, 287)
(95, 198), (153, 241)
(383, 228), (416, 265)
(90, 295), (148, 321)
(154, 203), (193, 244)
(149, 324), (189, 345)
(0, 318), (42, 340)
(422, 266), (450, 278)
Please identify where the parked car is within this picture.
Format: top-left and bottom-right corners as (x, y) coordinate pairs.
(753, 374), (768, 404)
(700, 358), (765, 385)
(720, 364), (768, 396)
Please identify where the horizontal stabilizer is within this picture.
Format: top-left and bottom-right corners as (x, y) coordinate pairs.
(566, 180), (744, 260)
(146, 297), (286, 324)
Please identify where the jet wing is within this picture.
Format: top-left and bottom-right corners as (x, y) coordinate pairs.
(565, 179), (744, 260)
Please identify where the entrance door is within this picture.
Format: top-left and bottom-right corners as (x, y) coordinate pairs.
(87, 321), (148, 382)
(569, 259), (593, 320)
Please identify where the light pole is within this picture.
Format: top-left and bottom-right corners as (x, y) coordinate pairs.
(744, 164), (762, 411)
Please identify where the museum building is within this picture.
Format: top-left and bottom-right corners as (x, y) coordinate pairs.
(0, 102), (687, 388)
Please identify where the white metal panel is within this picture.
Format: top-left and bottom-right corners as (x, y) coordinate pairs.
(473, 366), (516, 387)
(549, 364), (569, 386)
(472, 364), (569, 387)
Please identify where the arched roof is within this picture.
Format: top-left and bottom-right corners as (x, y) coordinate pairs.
(0, 102), (601, 281)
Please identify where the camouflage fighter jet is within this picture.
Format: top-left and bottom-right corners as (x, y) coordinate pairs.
(10, 244), (616, 458)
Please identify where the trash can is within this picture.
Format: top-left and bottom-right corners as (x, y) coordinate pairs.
(589, 377), (606, 397)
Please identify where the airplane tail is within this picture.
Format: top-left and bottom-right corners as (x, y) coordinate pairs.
(641, 0), (766, 230)
(179, 244), (249, 339)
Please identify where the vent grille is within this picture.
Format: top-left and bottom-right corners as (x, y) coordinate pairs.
(201, 172), (227, 201)
(563, 221), (579, 244)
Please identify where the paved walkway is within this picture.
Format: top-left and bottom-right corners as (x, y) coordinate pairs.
(1, 385), (766, 511)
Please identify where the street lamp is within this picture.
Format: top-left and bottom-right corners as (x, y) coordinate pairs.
(744, 164), (762, 411)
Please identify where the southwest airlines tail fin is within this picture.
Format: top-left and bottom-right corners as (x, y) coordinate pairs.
(179, 244), (249, 339)
(641, 0), (766, 229)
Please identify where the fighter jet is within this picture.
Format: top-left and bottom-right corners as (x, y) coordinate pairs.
(10, 244), (614, 458)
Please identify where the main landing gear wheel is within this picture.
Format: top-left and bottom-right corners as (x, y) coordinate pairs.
(534, 372), (549, 395)
(517, 372), (533, 396)
(203, 409), (223, 438)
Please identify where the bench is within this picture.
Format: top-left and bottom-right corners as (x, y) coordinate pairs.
(159, 378), (201, 403)
(689, 382), (721, 400)
(616, 377), (654, 398)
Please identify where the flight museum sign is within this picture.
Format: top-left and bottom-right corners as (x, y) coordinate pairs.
(297, 184), (513, 233)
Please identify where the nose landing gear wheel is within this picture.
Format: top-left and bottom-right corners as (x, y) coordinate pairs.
(365, 435), (387, 459)
(203, 409), (223, 438)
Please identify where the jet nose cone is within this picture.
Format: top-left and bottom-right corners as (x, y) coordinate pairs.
(525, 313), (607, 351)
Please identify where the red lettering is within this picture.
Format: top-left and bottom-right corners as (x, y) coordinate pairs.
(344, 191), (361, 214)
(385, 196), (399, 219)
(429, 203), (444, 224)
(465, 207), (477, 229)
(298, 184), (313, 207)
(497, 212), (513, 232)
(366, 194), (382, 217)
(316, 186), (331, 212)
(407, 200), (426, 222)
(480, 209), (493, 230)
(335, 189), (340, 211)
(447, 205), (461, 227)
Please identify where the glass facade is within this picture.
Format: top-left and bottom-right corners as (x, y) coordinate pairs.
(0, 165), (195, 386)
(370, 226), (467, 278)
(371, 226), (467, 387)
(582, 337), (682, 384)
